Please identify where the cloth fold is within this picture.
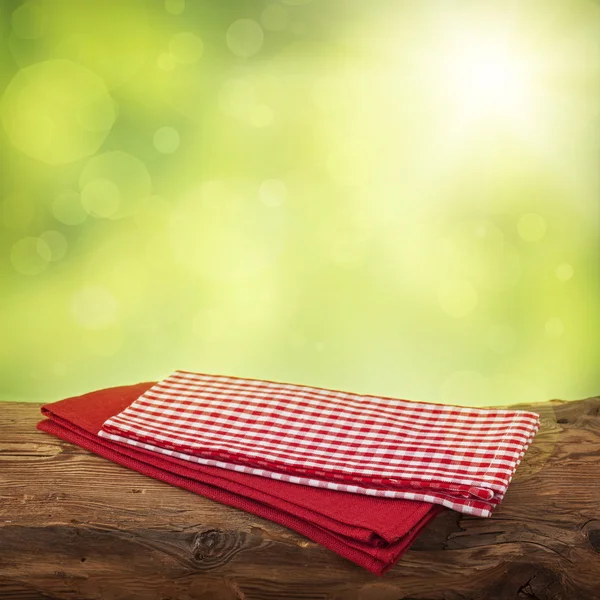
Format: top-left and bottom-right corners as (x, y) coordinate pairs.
(99, 370), (540, 516)
(37, 383), (443, 575)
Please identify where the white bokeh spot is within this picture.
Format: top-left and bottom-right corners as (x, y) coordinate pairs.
(157, 53), (177, 71)
(39, 230), (68, 261)
(259, 179), (287, 207)
(164, 0), (185, 15)
(226, 19), (264, 58)
(79, 151), (152, 219)
(81, 178), (121, 218)
(10, 236), (51, 275)
(518, 213), (546, 242)
(0, 60), (115, 165)
(555, 262), (574, 282)
(545, 318), (564, 337)
(11, 1), (47, 39)
(169, 32), (203, 64)
(153, 126), (180, 154)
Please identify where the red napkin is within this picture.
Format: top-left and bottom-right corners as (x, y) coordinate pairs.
(37, 383), (444, 575)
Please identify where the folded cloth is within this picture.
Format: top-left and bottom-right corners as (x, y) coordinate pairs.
(37, 383), (443, 575)
(99, 371), (540, 517)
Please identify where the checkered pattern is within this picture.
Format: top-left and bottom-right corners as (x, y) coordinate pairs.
(99, 370), (540, 516)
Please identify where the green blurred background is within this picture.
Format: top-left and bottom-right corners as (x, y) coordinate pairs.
(1, 0), (598, 406)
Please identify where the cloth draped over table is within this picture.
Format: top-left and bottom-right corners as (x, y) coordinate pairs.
(37, 371), (540, 574)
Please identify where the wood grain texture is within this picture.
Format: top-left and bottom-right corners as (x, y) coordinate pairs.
(1, 398), (599, 600)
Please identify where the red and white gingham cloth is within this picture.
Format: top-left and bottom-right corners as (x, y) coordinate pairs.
(99, 370), (540, 517)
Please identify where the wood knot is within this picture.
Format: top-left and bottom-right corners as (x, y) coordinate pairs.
(588, 529), (600, 553)
(193, 529), (229, 561)
(190, 528), (262, 570)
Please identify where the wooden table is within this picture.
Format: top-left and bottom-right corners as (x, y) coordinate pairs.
(1, 398), (600, 600)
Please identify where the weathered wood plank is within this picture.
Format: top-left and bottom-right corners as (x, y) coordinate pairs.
(1, 398), (599, 600)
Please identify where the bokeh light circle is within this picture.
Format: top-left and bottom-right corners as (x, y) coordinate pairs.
(157, 53), (177, 71)
(437, 278), (478, 318)
(0, 60), (116, 165)
(555, 262), (574, 282)
(79, 151), (152, 219)
(259, 179), (287, 207)
(8, 0), (151, 89)
(164, 0), (185, 15)
(39, 230), (68, 261)
(169, 32), (203, 64)
(518, 213), (546, 242)
(10, 237), (51, 275)
(545, 318), (564, 337)
(11, 1), (47, 39)
(71, 286), (118, 329)
(52, 192), (87, 226)
(153, 126), (180, 153)
(81, 178), (121, 218)
(226, 19), (264, 58)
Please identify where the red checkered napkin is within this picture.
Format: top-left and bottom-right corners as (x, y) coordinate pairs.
(99, 370), (540, 516)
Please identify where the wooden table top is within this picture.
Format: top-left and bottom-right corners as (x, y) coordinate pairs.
(1, 398), (600, 600)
